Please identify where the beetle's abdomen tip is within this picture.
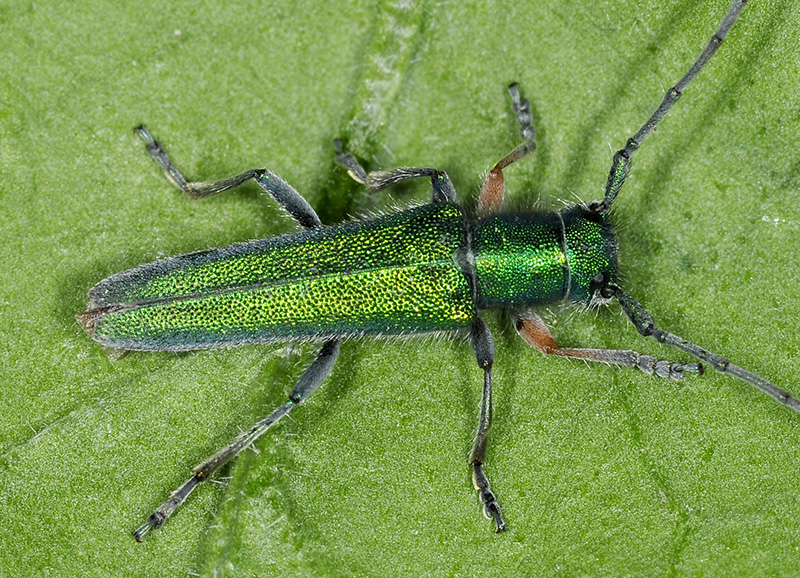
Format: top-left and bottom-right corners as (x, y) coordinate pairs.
(77, 310), (98, 335)
(77, 305), (117, 336)
(78, 305), (132, 358)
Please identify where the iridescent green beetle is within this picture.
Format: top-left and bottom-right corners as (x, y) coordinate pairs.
(80, 0), (798, 541)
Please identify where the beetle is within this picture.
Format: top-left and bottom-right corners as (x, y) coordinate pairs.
(79, 0), (799, 541)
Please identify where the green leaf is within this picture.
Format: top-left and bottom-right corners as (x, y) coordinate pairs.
(3, 0), (800, 576)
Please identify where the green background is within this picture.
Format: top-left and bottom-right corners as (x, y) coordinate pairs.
(3, 0), (800, 575)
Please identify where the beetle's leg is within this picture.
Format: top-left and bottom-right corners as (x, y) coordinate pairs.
(602, 284), (800, 413)
(478, 83), (537, 216)
(134, 125), (322, 229)
(596, 0), (747, 213)
(334, 139), (457, 203)
(468, 316), (505, 532)
(253, 169), (322, 229)
(132, 339), (341, 542)
(513, 311), (702, 380)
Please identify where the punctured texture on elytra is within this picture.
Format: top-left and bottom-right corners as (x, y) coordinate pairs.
(87, 203), (476, 350)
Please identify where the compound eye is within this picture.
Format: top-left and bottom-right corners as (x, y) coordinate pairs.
(590, 272), (608, 295)
(586, 200), (603, 213)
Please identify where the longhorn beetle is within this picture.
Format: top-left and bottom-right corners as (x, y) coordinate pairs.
(79, 0), (798, 541)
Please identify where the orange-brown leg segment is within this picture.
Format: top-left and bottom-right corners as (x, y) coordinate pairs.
(513, 311), (702, 380)
(478, 83), (537, 216)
